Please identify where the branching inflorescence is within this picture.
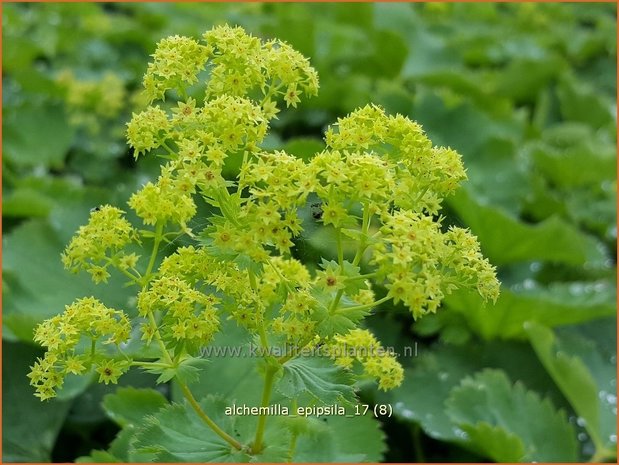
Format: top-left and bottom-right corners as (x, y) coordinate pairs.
(30, 25), (499, 455)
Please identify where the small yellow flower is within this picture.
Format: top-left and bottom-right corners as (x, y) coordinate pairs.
(96, 360), (128, 385)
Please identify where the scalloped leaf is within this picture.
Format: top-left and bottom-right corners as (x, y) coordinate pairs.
(444, 280), (616, 340)
(446, 369), (578, 462)
(277, 356), (356, 404)
(449, 187), (608, 267)
(294, 414), (386, 462)
(378, 339), (568, 444)
(130, 396), (287, 463)
(2, 342), (72, 462)
(526, 321), (617, 457)
(103, 387), (168, 428)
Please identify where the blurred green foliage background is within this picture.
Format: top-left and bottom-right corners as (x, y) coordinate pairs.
(2, 2), (617, 463)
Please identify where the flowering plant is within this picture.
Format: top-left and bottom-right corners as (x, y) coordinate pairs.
(29, 25), (499, 461)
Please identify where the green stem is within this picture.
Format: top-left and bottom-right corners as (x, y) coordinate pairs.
(328, 289), (345, 315)
(412, 423), (425, 462)
(118, 267), (141, 283)
(336, 227), (344, 268)
(104, 257), (141, 283)
(161, 140), (176, 156)
(251, 365), (278, 454)
(144, 221), (164, 283)
(145, 310), (241, 450)
(178, 380), (243, 451)
(334, 295), (390, 314)
(589, 447), (616, 463)
(267, 260), (294, 293)
(147, 310), (173, 365)
(130, 361), (171, 369)
(352, 204), (372, 267)
(346, 272), (377, 281)
(287, 399), (299, 463)
(260, 83), (283, 107)
(258, 325), (269, 350)
(214, 187), (240, 227)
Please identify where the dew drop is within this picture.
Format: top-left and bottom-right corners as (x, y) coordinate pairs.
(453, 427), (469, 439)
(569, 283), (585, 296)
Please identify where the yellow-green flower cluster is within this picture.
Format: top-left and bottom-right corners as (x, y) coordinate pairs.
(372, 210), (499, 318)
(61, 205), (138, 283)
(29, 297), (131, 400)
(205, 150), (315, 261)
(31, 25), (500, 407)
(137, 275), (219, 349)
(143, 35), (212, 102)
(126, 106), (170, 158)
(261, 257), (317, 344)
(128, 94), (266, 163)
(157, 246), (263, 332)
(325, 105), (467, 214)
(328, 329), (403, 391)
(141, 25), (318, 117)
(128, 165), (197, 230)
(193, 95), (267, 153)
(56, 70), (126, 133)
(203, 25), (318, 112)
(445, 226), (501, 302)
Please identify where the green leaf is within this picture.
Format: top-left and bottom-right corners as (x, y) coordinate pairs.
(2, 342), (72, 462)
(313, 294), (372, 338)
(277, 357), (356, 404)
(449, 187), (608, 266)
(103, 387), (168, 428)
(76, 450), (121, 463)
(444, 280), (616, 340)
(458, 423), (525, 462)
(3, 219), (135, 343)
(3, 102), (75, 168)
(131, 395), (287, 462)
(557, 76), (615, 128)
(526, 321), (617, 457)
(530, 137), (616, 190)
(281, 137), (325, 161)
(412, 87), (525, 157)
(380, 340), (569, 443)
(294, 414), (386, 462)
(495, 55), (567, 103)
(446, 369), (579, 462)
(159, 322), (387, 462)
(2, 187), (55, 218)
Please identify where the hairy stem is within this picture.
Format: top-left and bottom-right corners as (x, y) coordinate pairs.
(412, 423), (425, 462)
(352, 203), (372, 267)
(251, 365), (278, 454)
(287, 399), (299, 462)
(334, 295), (391, 314)
(589, 447), (616, 463)
(336, 227), (344, 267)
(328, 288), (345, 315)
(178, 380), (243, 451)
(145, 309), (242, 450)
(328, 209), (372, 314)
(144, 221), (164, 283)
